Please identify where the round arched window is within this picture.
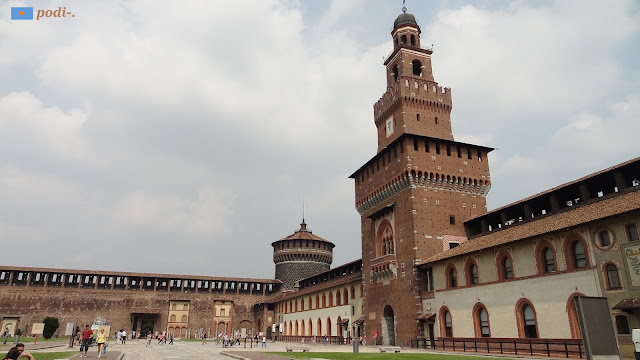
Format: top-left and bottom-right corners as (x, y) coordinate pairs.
(573, 242), (586, 268)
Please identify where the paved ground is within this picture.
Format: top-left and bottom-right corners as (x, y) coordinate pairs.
(4, 338), (627, 360)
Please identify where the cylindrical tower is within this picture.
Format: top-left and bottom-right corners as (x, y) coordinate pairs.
(272, 220), (334, 291)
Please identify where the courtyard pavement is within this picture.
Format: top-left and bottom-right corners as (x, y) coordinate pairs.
(3, 338), (629, 360)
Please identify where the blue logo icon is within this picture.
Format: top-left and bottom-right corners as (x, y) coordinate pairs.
(11, 7), (34, 20)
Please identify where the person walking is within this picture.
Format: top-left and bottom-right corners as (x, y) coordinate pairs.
(96, 329), (107, 358)
(169, 333), (174, 345)
(146, 333), (152, 347)
(261, 336), (266, 348)
(2, 327), (9, 345)
(79, 325), (92, 357)
(121, 330), (126, 344)
(201, 332), (207, 345)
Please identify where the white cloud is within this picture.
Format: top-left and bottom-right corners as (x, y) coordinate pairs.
(0, 91), (90, 161)
(112, 187), (234, 237)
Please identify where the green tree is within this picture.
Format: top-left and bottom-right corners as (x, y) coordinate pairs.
(43, 317), (60, 339)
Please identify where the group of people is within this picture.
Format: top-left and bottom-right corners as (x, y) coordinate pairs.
(114, 330), (127, 344)
(146, 331), (173, 347)
(78, 325), (108, 358)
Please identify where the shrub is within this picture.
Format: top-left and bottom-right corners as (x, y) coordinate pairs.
(43, 317), (60, 339)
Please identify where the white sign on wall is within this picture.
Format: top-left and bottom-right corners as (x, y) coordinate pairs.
(65, 322), (76, 336)
(31, 323), (44, 335)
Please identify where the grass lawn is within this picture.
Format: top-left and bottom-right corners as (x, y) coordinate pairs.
(268, 352), (515, 360)
(31, 352), (77, 360)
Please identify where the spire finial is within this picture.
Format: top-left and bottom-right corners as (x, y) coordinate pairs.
(402, 0), (407, 13)
(300, 199), (307, 231)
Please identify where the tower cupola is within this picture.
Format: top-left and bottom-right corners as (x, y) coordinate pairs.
(392, 7), (421, 49)
(271, 220), (334, 291)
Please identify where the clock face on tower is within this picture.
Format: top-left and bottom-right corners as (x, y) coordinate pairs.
(385, 116), (394, 137)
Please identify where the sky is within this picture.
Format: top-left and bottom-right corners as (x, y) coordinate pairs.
(0, 0), (638, 278)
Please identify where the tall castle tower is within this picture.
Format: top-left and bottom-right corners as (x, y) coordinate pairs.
(272, 220), (334, 291)
(349, 8), (493, 345)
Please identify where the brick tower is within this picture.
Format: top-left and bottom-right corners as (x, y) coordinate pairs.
(349, 8), (493, 346)
(272, 220), (334, 291)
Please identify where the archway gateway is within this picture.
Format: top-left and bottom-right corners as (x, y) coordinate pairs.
(382, 305), (396, 346)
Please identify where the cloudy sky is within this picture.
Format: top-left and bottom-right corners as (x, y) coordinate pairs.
(1, 0), (638, 278)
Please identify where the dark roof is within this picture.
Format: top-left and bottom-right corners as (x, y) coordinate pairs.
(394, 12), (418, 28)
(349, 133), (494, 178)
(612, 298), (640, 311)
(416, 313), (435, 321)
(421, 187), (640, 265)
(271, 220), (334, 247)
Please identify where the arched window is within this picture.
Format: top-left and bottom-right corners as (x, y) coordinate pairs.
(309, 297), (312, 310)
(564, 236), (589, 270)
(446, 264), (457, 288)
(605, 263), (621, 289)
(183, 304), (189, 310)
(616, 315), (630, 334)
(599, 230), (611, 247)
(441, 308), (453, 337)
(327, 317), (332, 336)
(518, 303), (538, 338)
(410, 34), (416, 46)
(295, 320), (299, 336)
(392, 64), (399, 81)
(566, 293), (585, 338)
(496, 251), (515, 280)
(401, 34), (407, 44)
(474, 305), (490, 338)
(573, 241), (587, 268)
(309, 319), (313, 336)
(172, 304), (177, 310)
(336, 291), (341, 306)
(503, 257), (513, 279)
(412, 60), (422, 76)
(627, 224), (639, 242)
(377, 220), (395, 256)
(170, 314), (176, 322)
(466, 260), (479, 285)
(300, 299), (304, 311)
(316, 295), (320, 309)
(295, 300), (298, 312)
(301, 320), (305, 336)
(322, 294), (326, 308)
(329, 291), (333, 307)
(351, 285), (355, 299)
(181, 315), (187, 323)
(543, 247), (555, 273)
(343, 288), (349, 303)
